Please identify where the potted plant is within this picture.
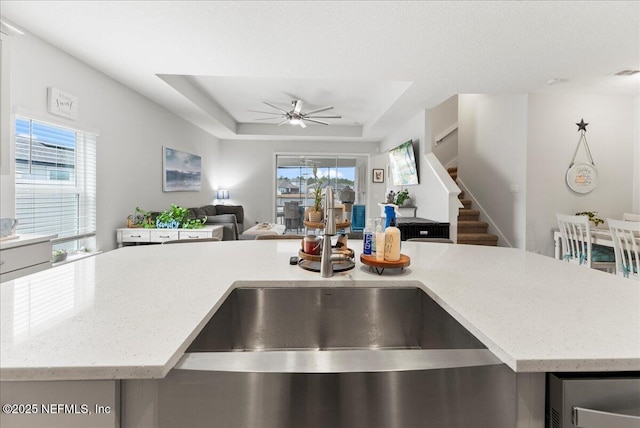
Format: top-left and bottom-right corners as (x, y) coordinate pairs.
(127, 206), (153, 228)
(156, 204), (189, 228)
(308, 164), (324, 222)
(52, 249), (67, 263)
(394, 189), (411, 206)
(156, 204), (207, 229)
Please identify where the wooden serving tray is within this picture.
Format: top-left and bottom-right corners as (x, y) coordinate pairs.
(304, 220), (351, 230)
(360, 254), (410, 275)
(299, 247), (354, 262)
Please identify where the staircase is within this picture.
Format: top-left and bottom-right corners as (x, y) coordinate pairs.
(448, 167), (498, 246)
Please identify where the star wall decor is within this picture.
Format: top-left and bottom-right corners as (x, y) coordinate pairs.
(566, 118), (598, 194)
(576, 118), (588, 132)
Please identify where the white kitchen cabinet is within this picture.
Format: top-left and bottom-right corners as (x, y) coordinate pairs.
(0, 234), (56, 282)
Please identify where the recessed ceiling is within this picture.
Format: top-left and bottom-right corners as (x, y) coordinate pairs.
(1, 1), (638, 142)
(188, 76), (411, 125)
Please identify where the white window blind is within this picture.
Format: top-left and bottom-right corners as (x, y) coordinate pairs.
(14, 116), (97, 245)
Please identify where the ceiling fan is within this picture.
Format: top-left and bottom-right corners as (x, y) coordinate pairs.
(249, 100), (341, 128)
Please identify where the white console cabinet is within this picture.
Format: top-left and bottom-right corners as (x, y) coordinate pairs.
(0, 234), (56, 282)
(116, 226), (223, 247)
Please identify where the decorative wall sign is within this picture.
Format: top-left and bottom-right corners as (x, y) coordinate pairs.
(566, 119), (598, 194)
(47, 87), (78, 120)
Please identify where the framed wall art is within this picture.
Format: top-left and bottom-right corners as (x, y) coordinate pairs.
(163, 146), (201, 192)
(372, 168), (384, 183)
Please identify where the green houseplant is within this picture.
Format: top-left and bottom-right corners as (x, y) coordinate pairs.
(182, 217), (206, 229)
(127, 206), (153, 228)
(156, 204), (206, 229)
(156, 205), (183, 228)
(308, 164), (324, 222)
(394, 189), (411, 206)
(575, 211), (604, 227)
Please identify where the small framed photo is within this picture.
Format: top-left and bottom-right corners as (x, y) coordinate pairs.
(372, 168), (384, 183)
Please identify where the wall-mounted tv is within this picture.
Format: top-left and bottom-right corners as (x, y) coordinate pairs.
(388, 140), (419, 185)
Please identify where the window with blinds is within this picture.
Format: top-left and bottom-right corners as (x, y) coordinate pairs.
(14, 116), (97, 251)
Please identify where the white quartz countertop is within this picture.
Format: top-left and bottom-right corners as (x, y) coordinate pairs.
(1, 240), (638, 381)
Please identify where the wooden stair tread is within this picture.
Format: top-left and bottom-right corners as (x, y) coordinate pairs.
(458, 220), (488, 227)
(447, 167), (458, 173)
(458, 209), (480, 220)
(457, 233), (498, 240)
(457, 233), (499, 246)
(457, 220), (489, 233)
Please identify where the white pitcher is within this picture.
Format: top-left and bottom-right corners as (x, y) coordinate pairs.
(0, 218), (18, 238)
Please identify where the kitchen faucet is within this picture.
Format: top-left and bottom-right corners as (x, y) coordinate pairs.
(320, 186), (349, 278)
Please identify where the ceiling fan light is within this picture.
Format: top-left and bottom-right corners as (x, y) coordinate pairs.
(289, 118), (301, 125)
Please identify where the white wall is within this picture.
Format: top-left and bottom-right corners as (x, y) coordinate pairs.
(1, 31), (220, 251)
(217, 139), (379, 226)
(379, 109), (459, 224)
(431, 95), (458, 168)
(458, 94), (528, 248)
(526, 93), (636, 256)
(380, 111), (425, 213)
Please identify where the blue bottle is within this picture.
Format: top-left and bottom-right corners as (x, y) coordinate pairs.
(384, 205), (397, 229)
(363, 218), (374, 255)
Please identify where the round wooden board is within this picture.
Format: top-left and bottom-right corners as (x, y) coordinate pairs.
(304, 220), (351, 230)
(299, 248), (354, 262)
(360, 254), (410, 269)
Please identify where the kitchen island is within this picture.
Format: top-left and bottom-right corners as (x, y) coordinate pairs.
(1, 240), (638, 427)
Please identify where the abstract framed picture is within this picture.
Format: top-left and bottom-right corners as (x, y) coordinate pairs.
(372, 168), (384, 183)
(162, 146), (201, 192)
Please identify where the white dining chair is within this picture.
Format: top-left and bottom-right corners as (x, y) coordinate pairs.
(607, 219), (640, 281)
(556, 214), (616, 273)
(622, 212), (640, 222)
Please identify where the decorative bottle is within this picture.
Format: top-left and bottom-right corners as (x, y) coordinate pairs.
(384, 218), (401, 261)
(363, 219), (374, 255)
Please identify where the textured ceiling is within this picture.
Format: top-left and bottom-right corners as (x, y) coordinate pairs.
(1, 1), (639, 142)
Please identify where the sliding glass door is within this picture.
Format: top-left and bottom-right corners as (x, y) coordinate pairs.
(275, 155), (367, 229)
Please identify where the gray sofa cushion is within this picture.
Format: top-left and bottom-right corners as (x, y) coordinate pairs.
(201, 205), (217, 216)
(215, 205), (245, 234)
(189, 207), (207, 219)
(206, 214), (239, 240)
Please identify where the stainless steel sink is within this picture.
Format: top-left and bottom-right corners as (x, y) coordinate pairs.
(187, 287), (485, 352)
(155, 286), (516, 428)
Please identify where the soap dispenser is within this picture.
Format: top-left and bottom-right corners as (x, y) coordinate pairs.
(384, 218), (401, 261)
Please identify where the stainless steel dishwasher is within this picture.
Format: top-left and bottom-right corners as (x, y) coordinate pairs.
(547, 372), (640, 428)
(153, 287), (516, 428)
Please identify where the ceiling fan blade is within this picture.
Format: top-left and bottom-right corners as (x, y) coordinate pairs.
(263, 101), (290, 114)
(248, 110), (283, 115)
(293, 100), (303, 114)
(304, 115), (342, 119)
(304, 118), (330, 125)
(254, 117), (280, 121)
(303, 106), (333, 115)
(277, 119), (290, 126)
(299, 120), (307, 128)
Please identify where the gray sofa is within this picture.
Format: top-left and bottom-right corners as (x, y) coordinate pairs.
(186, 205), (245, 240)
